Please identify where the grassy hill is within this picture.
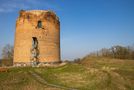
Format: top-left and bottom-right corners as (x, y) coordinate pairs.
(0, 57), (134, 90)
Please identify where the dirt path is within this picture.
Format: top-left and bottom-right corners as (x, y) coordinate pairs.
(29, 71), (78, 90)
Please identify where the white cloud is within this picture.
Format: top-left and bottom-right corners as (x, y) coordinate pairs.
(0, 0), (61, 13)
(0, 0), (38, 13)
(0, 8), (14, 13)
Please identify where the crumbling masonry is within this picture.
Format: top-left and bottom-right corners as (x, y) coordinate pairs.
(14, 10), (61, 66)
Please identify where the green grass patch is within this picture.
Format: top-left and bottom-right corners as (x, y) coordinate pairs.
(0, 58), (134, 90)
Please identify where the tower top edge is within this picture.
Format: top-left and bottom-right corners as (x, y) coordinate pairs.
(20, 10), (56, 15)
(18, 10), (60, 21)
(26, 10), (49, 13)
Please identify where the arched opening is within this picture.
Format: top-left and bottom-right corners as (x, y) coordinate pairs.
(32, 37), (38, 49)
(37, 21), (42, 28)
(31, 37), (39, 66)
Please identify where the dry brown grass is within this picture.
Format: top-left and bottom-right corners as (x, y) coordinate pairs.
(0, 58), (134, 90)
(0, 67), (8, 72)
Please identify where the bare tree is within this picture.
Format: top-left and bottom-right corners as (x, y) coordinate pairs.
(85, 45), (134, 60)
(2, 44), (14, 59)
(99, 48), (112, 57)
(110, 45), (129, 59)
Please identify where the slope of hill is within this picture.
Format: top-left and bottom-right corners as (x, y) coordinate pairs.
(0, 58), (134, 90)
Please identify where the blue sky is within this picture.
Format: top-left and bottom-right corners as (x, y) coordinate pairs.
(0, 0), (134, 60)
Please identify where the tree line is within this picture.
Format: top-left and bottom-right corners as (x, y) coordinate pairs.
(1, 44), (134, 61)
(88, 45), (134, 60)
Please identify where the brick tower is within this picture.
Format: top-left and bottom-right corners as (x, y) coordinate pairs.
(14, 10), (61, 66)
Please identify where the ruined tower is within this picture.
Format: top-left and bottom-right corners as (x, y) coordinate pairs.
(14, 10), (61, 66)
